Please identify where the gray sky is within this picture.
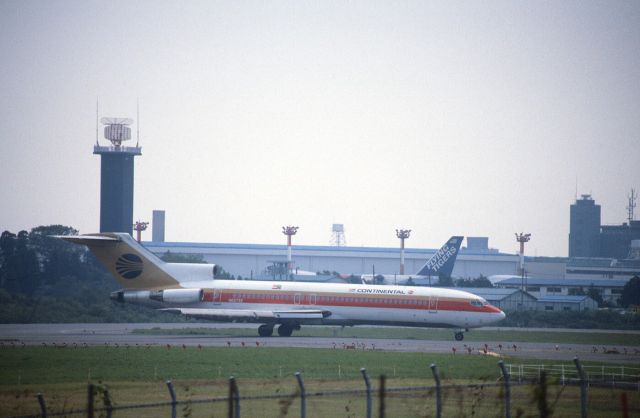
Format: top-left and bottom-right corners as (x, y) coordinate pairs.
(1, 0), (639, 257)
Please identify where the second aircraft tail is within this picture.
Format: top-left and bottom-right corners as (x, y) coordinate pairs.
(415, 236), (464, 277)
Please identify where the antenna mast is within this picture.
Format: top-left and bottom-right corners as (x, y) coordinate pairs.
(627, 189), (637, 224)
(136, 98), (140, 147)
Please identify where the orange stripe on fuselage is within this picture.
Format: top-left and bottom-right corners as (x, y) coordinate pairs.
(201, 289), (500, 314)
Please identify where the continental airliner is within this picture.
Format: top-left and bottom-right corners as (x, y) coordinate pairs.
(58, 233), (505, 341)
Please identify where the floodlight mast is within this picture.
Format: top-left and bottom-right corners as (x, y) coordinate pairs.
(133, 221), (149, 242)
(515, 232), (531, 309)
(282, 226), (299, 275)
(396, 229), (411, 275)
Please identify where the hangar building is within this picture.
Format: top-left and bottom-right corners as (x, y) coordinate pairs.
(143, 240), (521, 279)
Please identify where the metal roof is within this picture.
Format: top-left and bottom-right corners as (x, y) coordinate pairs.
(456, 287), (532, 301)
(537, 295), (594, 303)
(143, 241), (514, 257)
(496, 277), (629, 287)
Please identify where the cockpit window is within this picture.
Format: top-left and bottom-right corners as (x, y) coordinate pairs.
(470, 299), (488, 307)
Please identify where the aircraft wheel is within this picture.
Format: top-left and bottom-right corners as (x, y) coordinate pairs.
(454, 331), (464, 341)
(258, 325), (273, 337)
(278, 324), (293, 337)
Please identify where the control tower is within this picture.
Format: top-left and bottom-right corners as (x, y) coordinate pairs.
(94, 117), (141, 234)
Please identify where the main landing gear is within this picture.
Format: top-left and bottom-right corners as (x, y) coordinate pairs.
(454, 331), (465, 341)
(257, 324), (300, 337)
(277, 324), (293, 337)
(258, 324), (273, 337)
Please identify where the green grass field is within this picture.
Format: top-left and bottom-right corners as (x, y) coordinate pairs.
(1, 346), (639, 417)
(133, 325), (640, 346)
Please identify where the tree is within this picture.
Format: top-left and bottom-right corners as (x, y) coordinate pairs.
(0, 230), (41, 294)
(0, 231), (16, 288)
(29, 225), (83, 285)
(456, 275), (493, 288)
(586, 284), (604, 306)
(160, 251), (205, 264)
(621, 276), (640, 308)
(213, 266), (233, 279)
(435, 274), (454, 287)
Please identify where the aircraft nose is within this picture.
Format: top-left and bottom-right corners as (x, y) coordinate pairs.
(498, 310), (506, 321)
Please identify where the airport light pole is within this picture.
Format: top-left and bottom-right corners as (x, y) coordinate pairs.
(133, 221), (149, 242)
(515, 232), (531, 310)
(396, 229), (411, 275)
(282, 226), (299, 276)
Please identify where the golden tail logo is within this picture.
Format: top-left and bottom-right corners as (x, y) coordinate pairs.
(56, 233), (184, 289)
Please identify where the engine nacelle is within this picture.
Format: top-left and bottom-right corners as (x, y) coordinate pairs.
(150, 288), (203, 304)
(110, 290), (151, 303)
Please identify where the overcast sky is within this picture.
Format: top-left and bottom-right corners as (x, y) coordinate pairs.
(1, 0), (639, 257)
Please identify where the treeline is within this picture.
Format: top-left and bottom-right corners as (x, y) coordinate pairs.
(0, 225), (186, 323)
(501, 309), (640, 330)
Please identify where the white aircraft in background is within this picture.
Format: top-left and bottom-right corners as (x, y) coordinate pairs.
(361, 236), (463, 285)
(58, 233), (505, 341)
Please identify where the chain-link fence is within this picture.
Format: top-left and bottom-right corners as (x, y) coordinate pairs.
(12, 358), (639, 418)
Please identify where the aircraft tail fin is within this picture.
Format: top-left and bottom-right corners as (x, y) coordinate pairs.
(56, 233), (216, 289)
(415, 236), (464, 277)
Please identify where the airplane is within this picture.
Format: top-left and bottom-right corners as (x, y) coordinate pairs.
(57, 232), (505, 341)
(361, 236), (463, 285)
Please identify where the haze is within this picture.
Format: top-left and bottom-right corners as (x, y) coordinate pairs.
(1, 0), (639, 257)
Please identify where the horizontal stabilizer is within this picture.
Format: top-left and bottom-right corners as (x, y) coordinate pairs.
(53, 234), (119, 244)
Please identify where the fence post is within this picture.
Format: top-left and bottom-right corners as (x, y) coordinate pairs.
(430, 364), (442, 418)
(378, 375), (386, 418)
(166, 380), (177, 418)
(295, 372), (306, 418)
(574, 357), (587, 418)
(361, 368), (372, 418)
(37, 393), (47, 418)
(103, 385), (113, 418)
(228, 376), (240, 418)
(87, 384), (94, 418)
(498, 361), (511, 418)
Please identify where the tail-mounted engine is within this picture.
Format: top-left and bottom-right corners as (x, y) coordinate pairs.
(111, 288), (204, 304)
(149, 288), (204, 303)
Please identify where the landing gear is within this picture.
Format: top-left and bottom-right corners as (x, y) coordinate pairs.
(277, 324), (293, 337)
(454, 331), (464, 341)
(258, 324), (274, 337)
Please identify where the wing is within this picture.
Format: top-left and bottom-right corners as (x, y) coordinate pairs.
(161, 308), (332, 323)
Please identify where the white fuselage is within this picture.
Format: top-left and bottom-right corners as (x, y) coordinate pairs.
(135, 279), (505, 329)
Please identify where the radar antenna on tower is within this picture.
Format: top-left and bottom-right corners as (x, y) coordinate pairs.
(100, 117), (134, 147)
